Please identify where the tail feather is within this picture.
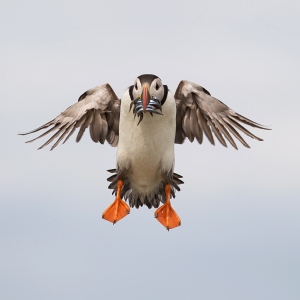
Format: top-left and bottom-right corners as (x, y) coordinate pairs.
(106, 169), (184, 208)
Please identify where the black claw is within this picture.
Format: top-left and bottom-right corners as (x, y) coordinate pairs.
(113, 220), (116, 225)
(166, 226), (169, 231)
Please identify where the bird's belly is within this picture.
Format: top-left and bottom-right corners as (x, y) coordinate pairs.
(117, 113), (175, 194)
(123, 140), (167, 193)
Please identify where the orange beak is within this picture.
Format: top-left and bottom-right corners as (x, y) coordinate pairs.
(141, 85), (150, 112)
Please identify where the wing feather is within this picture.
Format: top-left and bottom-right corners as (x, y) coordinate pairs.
(99, 114), (108, 144)
(190, 108), (201, 143)
(89, 110), (102, 143)
(38, 124), (69, 150)
(50, 123), (76, 150)
(175, 80), (269, 149)
(183, 109), (193, 142)
(25, 123), (62, 144)
(76, 109), (94, 142)
(196, 108), (214, 144)
(208, 119), (227, 147)
(227, 116), (263, 141)
(216, 119), (238, 149)
(63, 125), (77, 144)
(20, 83), (120, 149)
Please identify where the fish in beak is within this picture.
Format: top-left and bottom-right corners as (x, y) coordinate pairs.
(129, 81), (163, 125)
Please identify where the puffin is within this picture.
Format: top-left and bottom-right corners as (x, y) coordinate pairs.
(20, 74), (269, 230)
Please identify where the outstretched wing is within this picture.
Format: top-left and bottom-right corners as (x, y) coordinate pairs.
(20, 83), (120, 150)
(174, 80), (269, 149)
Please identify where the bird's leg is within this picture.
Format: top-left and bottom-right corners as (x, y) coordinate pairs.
(102, 180), (130, 224)
(154, 184), (181, 230)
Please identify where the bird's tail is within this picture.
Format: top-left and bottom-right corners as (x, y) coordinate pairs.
(106, 169), (184, 209)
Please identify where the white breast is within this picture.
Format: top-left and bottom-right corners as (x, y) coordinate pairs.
(116, 89), (176, 195)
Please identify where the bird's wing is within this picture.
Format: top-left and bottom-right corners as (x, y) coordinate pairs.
(20, 83), (120, 150)
(174, 80), (269, 149)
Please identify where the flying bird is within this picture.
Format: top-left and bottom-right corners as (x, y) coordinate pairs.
(20, 74), (269, 230)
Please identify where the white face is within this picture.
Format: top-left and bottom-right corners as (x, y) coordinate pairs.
(132, 77), (164, 101)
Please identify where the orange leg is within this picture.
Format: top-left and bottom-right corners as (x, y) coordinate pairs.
(102, 180), (130, 224)
(154, 184), (181, 230)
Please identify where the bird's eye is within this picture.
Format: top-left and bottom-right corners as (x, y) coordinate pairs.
(156, 83), (160, 90)
(135, 83), (138, 90)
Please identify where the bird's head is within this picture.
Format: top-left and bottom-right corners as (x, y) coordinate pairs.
(129, 74), (168, 124)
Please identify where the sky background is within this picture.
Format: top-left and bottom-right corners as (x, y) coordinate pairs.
(1, 0), (299, 299)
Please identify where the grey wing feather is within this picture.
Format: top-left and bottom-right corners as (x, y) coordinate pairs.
(20, 83), (120, 150)
(174, 80), (270, 149)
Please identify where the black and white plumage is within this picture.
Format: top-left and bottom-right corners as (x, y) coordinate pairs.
(20, 74), (269, 221)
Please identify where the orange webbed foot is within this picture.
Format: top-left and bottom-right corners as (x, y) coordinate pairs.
(102, 180), (130, 224)
(154, 184), (181, 230)
(102, 197), (130, 224)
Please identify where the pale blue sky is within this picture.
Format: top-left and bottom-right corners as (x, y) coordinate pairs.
(1, 0), (299, 299)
